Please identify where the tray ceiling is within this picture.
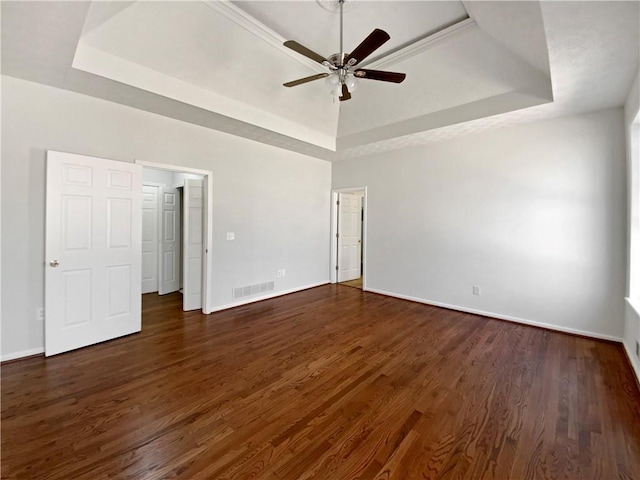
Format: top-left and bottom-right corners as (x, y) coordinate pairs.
(2, 1), (638, 160)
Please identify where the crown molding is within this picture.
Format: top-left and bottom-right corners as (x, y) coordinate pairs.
(201, 1), (474, 74)
(363, 18), (477, 70)
(201, 0), (326, 74)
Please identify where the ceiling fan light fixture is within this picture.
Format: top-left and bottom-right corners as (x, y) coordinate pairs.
(345, 74), (359, 93)
(325, 73), (342, 89)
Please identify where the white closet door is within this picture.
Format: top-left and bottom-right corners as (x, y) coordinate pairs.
(141, 184), (159, 294)
(183, 179), (203, 311)
(158, 186), (181, 295)
(45, 151), (142, 356)
(338, 193), (362, 282)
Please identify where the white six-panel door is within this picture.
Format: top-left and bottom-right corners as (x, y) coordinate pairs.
(141, 184), (159, 294)
(183, 179), (203, 311)
(158, 186), (181, 295)
(338, 193), (362, 282)
(45, 151), (142, 356)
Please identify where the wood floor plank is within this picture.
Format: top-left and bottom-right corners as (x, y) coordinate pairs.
(2, 285), (639, 479)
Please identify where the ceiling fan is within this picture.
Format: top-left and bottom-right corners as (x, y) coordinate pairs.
(283, 0), (406, 102)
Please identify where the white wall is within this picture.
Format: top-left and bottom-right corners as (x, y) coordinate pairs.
(623, 70), (640, 382)
(1, 76), (331, 360)
(142, 167), (175, 185)
(173, 172), (203, 187)
(624, 301), (640, 381)
(142, 168), (204, 187)
(333, 108), (627, 340)
(625, 71), (639, 299)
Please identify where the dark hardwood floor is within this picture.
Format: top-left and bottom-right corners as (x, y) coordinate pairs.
(2, 285), (639, 479)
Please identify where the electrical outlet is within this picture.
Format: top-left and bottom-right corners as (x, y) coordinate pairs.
(277, 269), (282, 278)
(226, 232), (235, 241)
(36, 307), (45, 321)
(473, 285), (481, 296)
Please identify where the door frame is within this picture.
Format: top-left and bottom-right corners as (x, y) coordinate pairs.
(330, 186), (367, 289)
(136, 160), (214, 314)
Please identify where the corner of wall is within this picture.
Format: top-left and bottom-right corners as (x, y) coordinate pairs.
(623, 299), (640, 385)
(623, 69), (640, 385)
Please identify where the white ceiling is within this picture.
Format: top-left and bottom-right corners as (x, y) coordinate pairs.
(337, 24), (547, 138)
(340, 0), (640, 159)
(78, 1), (341, 149)
(1, 1), (638, 161)
(233, 1), (469, 62)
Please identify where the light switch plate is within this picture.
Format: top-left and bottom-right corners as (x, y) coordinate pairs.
(226, 232), (235, 241)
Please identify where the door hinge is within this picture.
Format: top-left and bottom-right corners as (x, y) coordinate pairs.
(336, 233), (339, 238)
(335, 265), (339, 271)
(337, 200), (340, 205)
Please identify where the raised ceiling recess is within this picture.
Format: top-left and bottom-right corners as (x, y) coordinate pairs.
(4, 1), (637, 160)
(70, 0), (552, 153)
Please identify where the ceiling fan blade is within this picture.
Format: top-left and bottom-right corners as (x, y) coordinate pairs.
(339, 84), (351, 101)
(283, 40), (327, 65)
(347, 29), (390, 65)
(283, 73), (329, 88)
(354, 69), (406, 83)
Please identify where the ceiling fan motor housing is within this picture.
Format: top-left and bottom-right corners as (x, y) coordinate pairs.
(325, 53), (359, 95)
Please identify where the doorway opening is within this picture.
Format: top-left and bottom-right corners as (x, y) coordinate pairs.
(136, 160), (213, 314)
(330, 187), (367, 290)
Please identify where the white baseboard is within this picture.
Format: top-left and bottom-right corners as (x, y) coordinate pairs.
(3, 287), (628, 365)
(364, 287), (624, 343)
(1, 347), (45, 362)
(207, 281), (328, 314)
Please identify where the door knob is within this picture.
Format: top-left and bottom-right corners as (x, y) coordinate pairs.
(50, 260), (60, 267)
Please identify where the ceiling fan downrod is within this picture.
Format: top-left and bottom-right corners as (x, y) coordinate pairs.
(339, 0), (344, 65)
(329, 0), (356, 99)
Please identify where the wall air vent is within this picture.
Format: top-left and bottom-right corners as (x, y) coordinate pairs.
(233, 280), (275, 300)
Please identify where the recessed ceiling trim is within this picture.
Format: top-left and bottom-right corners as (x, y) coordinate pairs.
(201, 0), (326, 74)
(363, 17), (476, 70)
(72, 44), (337, 151)
(337, 79), (553, 151)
